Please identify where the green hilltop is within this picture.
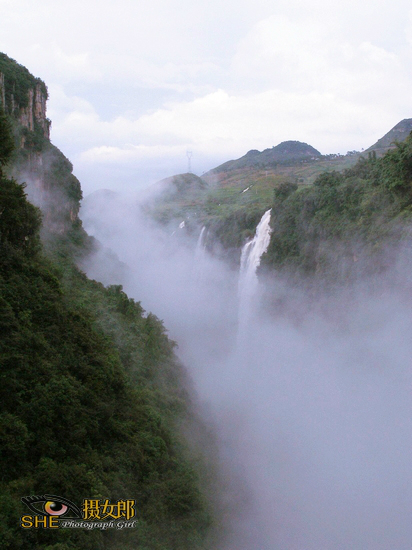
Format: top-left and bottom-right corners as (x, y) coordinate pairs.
(210, 140), (322, 173)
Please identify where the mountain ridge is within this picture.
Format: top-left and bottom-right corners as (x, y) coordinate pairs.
(365, 118), (412, 156)
(208, 140), (322, 174)
(144, 117), (412, 262)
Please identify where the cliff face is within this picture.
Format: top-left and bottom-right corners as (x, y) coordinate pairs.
(0, 54), (50, 141)
(0, 78), (50, 141)
(0, 53), (81, 234)
(0, 57), (216, 550)
(17, 83), (49, 140)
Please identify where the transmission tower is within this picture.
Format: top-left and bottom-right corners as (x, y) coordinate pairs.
(186, 150), (193, 173)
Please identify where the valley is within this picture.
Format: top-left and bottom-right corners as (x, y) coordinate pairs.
(2, 50), (412, 550)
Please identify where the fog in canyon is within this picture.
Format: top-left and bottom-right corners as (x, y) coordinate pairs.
(80, 189), (412, 550)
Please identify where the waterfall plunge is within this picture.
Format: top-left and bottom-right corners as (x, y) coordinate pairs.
(238, 209), (272, 331)
(196, 226), (207, 254)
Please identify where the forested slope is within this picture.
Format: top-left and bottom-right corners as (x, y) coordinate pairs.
(260, 140), (412, 285)
(0, 54), (216, 549)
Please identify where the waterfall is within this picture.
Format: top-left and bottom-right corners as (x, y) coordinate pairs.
(195, 226), (207, 262)
(238, 209), (272, 330)
(196, 226), (207, 253)
(239, 208), (272, 289)
(193, 226), (208, 282)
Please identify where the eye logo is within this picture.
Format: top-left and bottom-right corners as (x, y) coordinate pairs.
(21, 496), (138, 530)
(21, 495), (81, 518)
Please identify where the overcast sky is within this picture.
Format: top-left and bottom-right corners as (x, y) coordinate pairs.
(1, 0), (412, 194)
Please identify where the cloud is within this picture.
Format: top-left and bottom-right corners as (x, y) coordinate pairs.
(80, 144), (186, 164)
(48, 80), (402, 195)
(35, 45), (103, 83)
(2, 0), (412, 194)
(231, 14), (327, 91)
(230, 13), (410, 102)
(71, 87), (398, 162)
(80, 186), (412, 550)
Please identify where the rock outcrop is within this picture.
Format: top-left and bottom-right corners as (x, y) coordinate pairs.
(15, 83), (50, 140)
(0, 53), (80, 234)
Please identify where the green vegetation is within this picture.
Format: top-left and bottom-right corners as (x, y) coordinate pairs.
(146, 147), (365, 255)
(146, 171), (277, 254)
(0, 112), (15, 169)
(146, 123), (412, 284)
(0, 53), (50, 166)
(148, 123), (412, 276)
(147, 121), (412, 262)
(211, 140), (322, 173)
(260, 136), (412, 284)
(3, 48), (411, 549)
(0, 53), (48, 110)
(147, 174), (208, 228)
(9, 137), (83, 236)
(365, 118), (412, 157)
(0, 58), (216, 549)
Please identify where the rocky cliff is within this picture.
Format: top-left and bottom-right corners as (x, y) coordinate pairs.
(0, 53), (50, 142)
(0, 53), (81, 234)
(0, 54), (217, 550)
(0, 75), (49, 140)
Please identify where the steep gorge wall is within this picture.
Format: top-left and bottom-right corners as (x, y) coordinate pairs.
(0, 53), (81, 233)
(0, 77), (50, 140)
(0, 56), (218, 550)
(0, 53), (50, 142)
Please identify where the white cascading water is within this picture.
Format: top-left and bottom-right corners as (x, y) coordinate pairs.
(196, 226), (207, 254)
(194, 226), (207, 275)
(83, 195), (412, 550)
(238, 208), (272, 331)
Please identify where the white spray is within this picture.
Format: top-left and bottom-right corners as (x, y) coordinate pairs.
(81, 193), (412, 550)
(193, 226), (209, 284)
(238, 209), (272, 332)
(196, 226), (207, 254)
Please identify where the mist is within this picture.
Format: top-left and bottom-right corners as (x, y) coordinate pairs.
(80, 190), (412, 550)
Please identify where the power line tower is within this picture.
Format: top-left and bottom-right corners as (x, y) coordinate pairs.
(186, 150), (192, 173)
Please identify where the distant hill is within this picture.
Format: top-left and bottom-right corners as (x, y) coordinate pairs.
(366, 119), (412, 156)
(149, 172), (208, 199)
(146, 117), (412, 255)
(161, 172), (207, 192)
(209, 140), (322, 174)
